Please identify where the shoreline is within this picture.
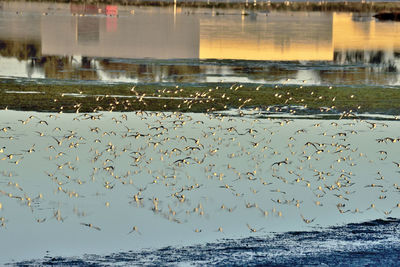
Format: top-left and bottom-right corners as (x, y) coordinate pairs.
(1, 0), (400, 13)
(1, 78), (400, 114)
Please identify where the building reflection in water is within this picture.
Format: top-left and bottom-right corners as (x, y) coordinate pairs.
(0, 3), (400, 84)
(77, 17), (100, 45)
(199, 12), (333, 61)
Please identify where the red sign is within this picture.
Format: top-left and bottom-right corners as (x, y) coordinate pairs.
(106, 5), (118, 16)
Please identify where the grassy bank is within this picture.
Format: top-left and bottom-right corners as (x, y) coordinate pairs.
(1, 79), (400, 115)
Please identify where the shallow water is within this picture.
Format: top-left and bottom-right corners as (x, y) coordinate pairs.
(12, 218), (400, 266)
(1, 1), (400, 265)
(0, 109), (400, 264)
(1, 3), (400, 85)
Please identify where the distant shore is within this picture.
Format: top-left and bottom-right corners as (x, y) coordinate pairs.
(1, 0), (400, 12)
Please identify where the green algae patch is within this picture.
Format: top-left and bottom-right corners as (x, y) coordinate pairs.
(0, 79), (400, 115)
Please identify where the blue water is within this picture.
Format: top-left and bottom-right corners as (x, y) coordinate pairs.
(11, 218), (400, 266)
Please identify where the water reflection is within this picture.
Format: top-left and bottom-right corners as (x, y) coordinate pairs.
(1, 4), (400, 84)
(40, 9), (199, 59)
(1, 2), (400, 265)
(0, 109), (399, 263)
(199, 12), (333, 61)
(77, 17), (100, 45)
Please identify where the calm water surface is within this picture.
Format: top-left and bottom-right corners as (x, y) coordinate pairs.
(1, 110), (400, 264)
(1, 1), (400, 265)
(1, 2), (400, 85)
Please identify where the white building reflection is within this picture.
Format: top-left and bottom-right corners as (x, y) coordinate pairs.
(1, 3), (400, 84)
(2, 2), (400, 61)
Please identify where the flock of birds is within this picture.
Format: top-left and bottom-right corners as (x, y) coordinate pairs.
(0, 85), (400, 239)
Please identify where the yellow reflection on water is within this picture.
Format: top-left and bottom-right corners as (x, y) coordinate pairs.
(333, 13), (400, 50)
(199, 39), (333, 61)
(199, 12), (333, 61)
(3, 4), (400, 62)
(200, 12), (400, 61)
